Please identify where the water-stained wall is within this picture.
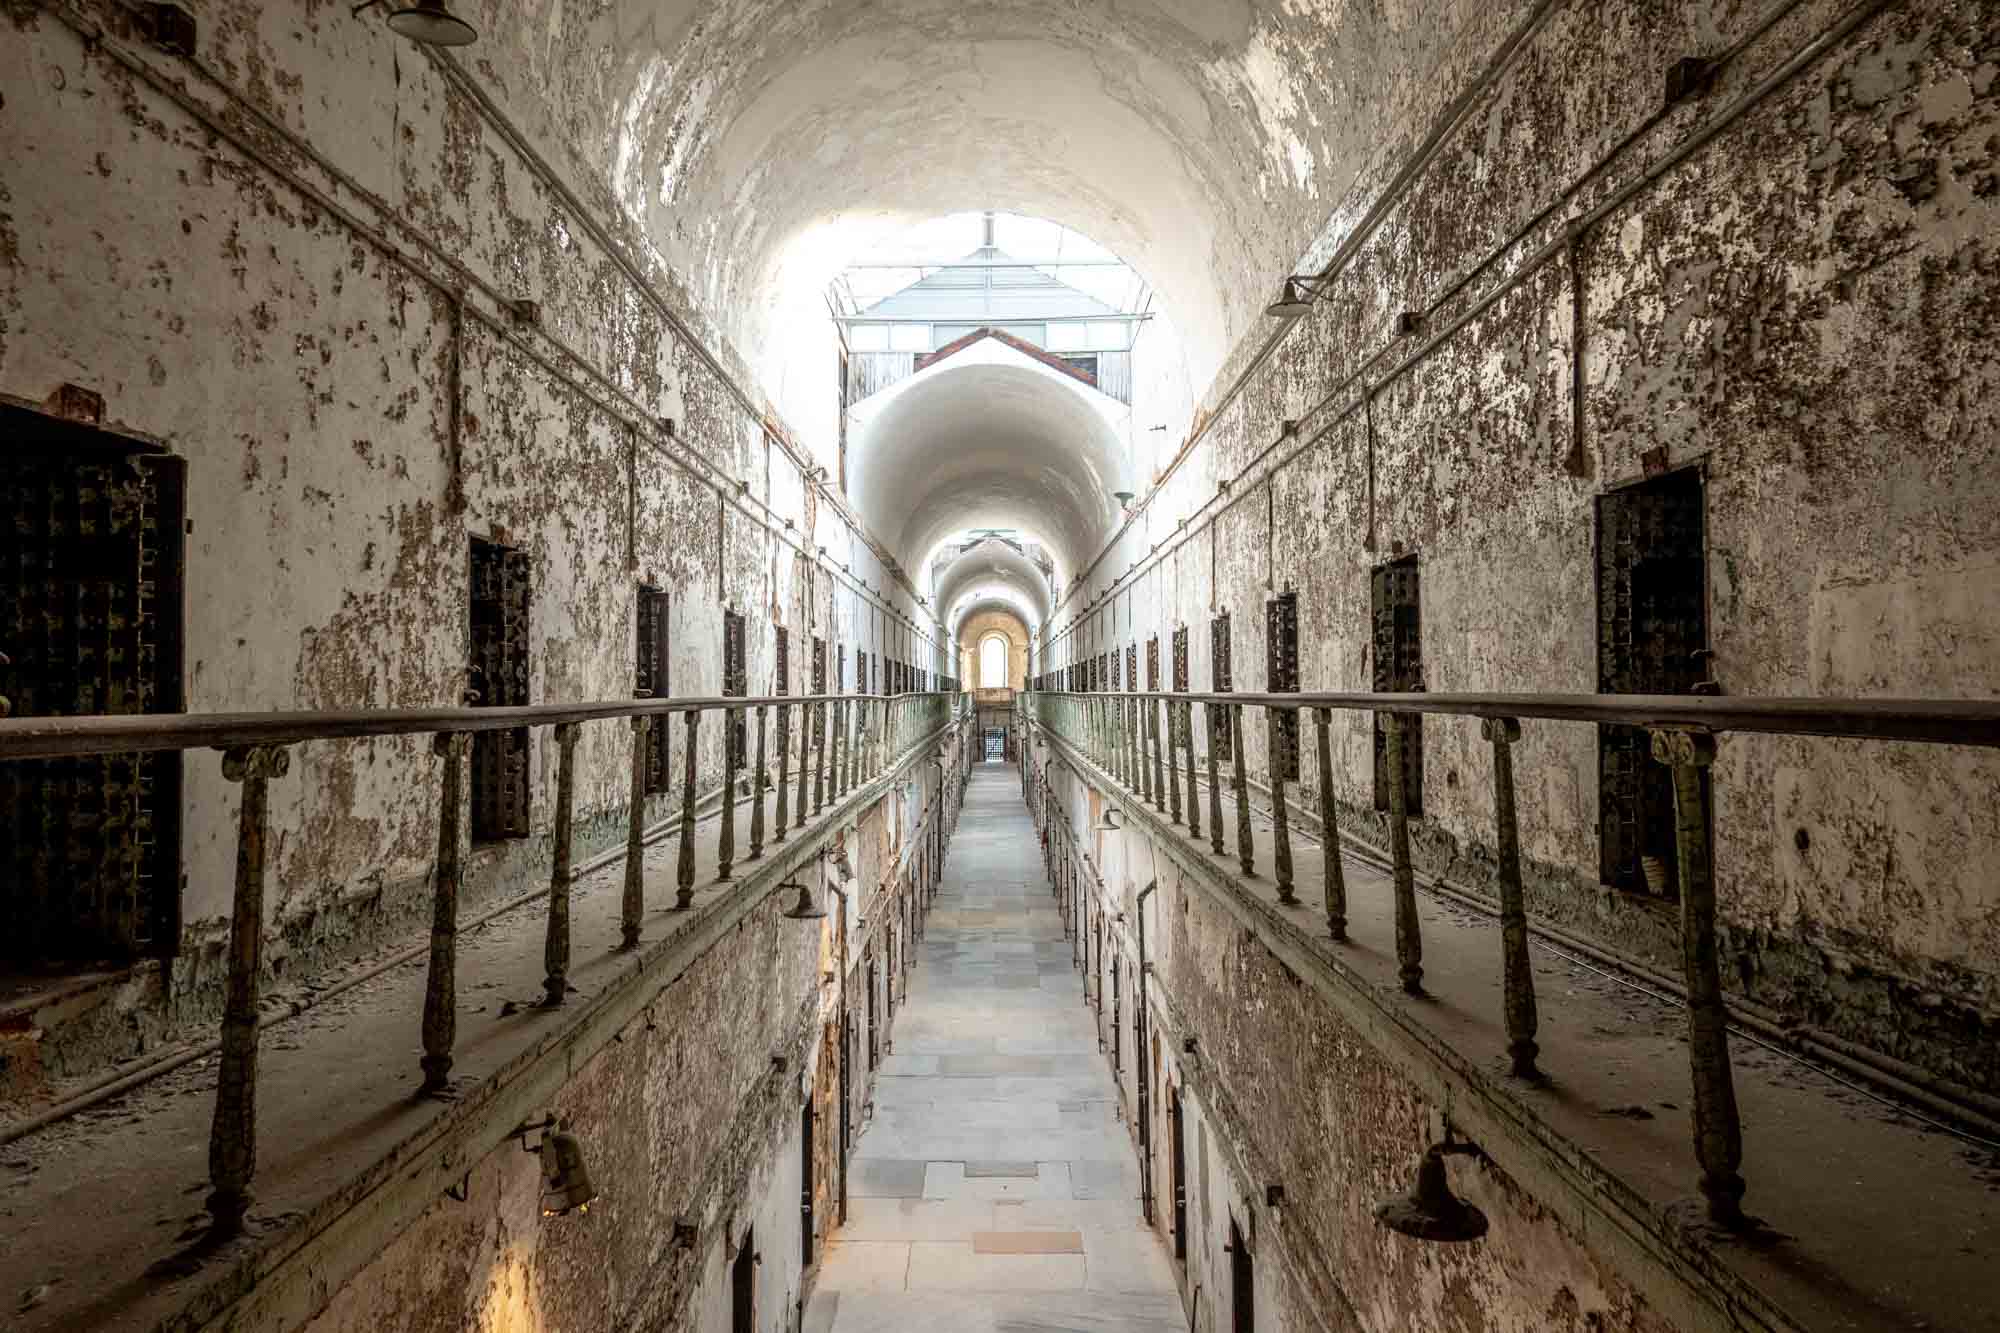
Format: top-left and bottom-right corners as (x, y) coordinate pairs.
(1050, 0), (2000, 1095)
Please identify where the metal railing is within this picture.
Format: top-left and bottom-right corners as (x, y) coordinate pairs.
(0, 687), (963, 1237)
(1019, 687), (2000, 1229)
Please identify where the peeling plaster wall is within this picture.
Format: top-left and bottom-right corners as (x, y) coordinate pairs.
(1049, 0), (2000, 1094)
(957, 608), (1030, 692)
(0, 0), (944, 1077)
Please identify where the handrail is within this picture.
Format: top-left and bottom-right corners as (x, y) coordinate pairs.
(1020, 689), (2000, 748)
(1016, 681), (1997, 1237)
(0, 690), (944, 759)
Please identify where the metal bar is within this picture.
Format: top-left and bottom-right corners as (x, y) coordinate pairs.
(1653, 729), (1747, 1227)
(1183, 701), (1201, 841)
(1206, 702), (1224, 856)
(718, 706), (738, 881)
(206, 742), (289, 1236)
(1316, 708), (1346, 941)
(1232, 705), (1254, 875)
(1386, 714), (1422, 995)
(1269, 707), (1296, 904)
(623, 716), (649, 946)
(1485, 718), (1538, 1078)
(1163, 695), (1181, 824)
(544, 722), (578, 1005)
(1151, 694), (1167, 813)
(676, 711), (699, 910)
(420, 733), (467, 1095)
(813, 696), (828, 816)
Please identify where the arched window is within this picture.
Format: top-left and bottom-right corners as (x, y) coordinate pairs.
(978, 634), (1009, 690)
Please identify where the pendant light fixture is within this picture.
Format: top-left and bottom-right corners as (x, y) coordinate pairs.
(354, 0), (478, 47)
(1373, 1140), (1488, 1243)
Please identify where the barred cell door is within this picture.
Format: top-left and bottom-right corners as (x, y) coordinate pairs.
(1371, 557), (1423, 816)
(1597, 470), (1708, 897)
(1, 418), (184, 968)
(470, 537), (531, 840)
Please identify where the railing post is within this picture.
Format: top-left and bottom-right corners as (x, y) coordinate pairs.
(676, 710), (699, 909)
(206, 742), (290, 1236)
(1163, 694), (1182, 825)
(1270, 706), (1296, 904)
(1651, 729), (1746, 1227)
(813, 694), (828, 816)
(1386, 712), (1422, 995)
(1315, 708), (1346, 941)
(623, 715), (649, 947)
(718, 705), (739, 881)
(1182, 700), (1201, 841)
(421, 732), (468, 1096)
(1232, 704), (1254, 875)
(1483, 717), (1539, 1077)
(775, 700), (791, 842)
(1206, 701), (1224, 856)
(752, 705), (769, 857)
(1151, 693), (1168, 814)
(544, 722), (579, 1004)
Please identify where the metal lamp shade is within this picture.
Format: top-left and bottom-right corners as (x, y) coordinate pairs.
(387, 0), (478, 46)
(1373, 1146), (1488, 1243)
(538, 1130), (597, 1217)
(779, 879), (827, 920)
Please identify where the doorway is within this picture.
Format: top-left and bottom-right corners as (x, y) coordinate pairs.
(1596, 469), (1708, 898)
(469, 536), (530, 840)
(1, 414), (185, 972)
(730, 1227), (756, 1333)
(1229, 1213), (1255, 1332)
(800, 1095), (816, 1269)
(1168, 1088), (1188, 1263)
(1371, 556), (1423, 817)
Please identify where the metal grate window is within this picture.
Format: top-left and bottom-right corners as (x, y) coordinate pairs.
(1266, 591), (1300, 780)
(471, 536), (532, 840)
(1371, 558), (1422, 817)
(1, 424), (185, 966)
(637, 588), (671, 793)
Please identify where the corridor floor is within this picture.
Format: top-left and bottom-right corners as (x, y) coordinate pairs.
(804, 763), (1182, 1332)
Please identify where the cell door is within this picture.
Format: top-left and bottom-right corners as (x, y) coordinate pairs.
(1371, 557), (1423, 817)
(723, 608), (747, 765)
(1, 421), (185, 968)
(730, 1227), (756, 1333)
(800, 1095), (816, 1268)
(636, 588), (671, 793)
(1597, 469), (1708, 897)
(1230, 1214), (1255, 1332)
(1265, 590), (1300, 779)
(1211, 612), (1234, 761)
(1169, 1089), (1188, 1262)
(470, 537), (531, 840)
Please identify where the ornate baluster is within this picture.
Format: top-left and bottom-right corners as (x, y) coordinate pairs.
(676, 710), (699, 909)
(1151, 694), (1167, 814)
(1206, 701), (1225, 856)
(206, 742), (290, 1236)
(1652, 729), (1746, 1227)
(774, 701), (791, 844)
(1484, 717), (1538, 1077)
(813, 693), (828, 816)
(1386, 713), (1422, 995)
(623, 715), (649, 947)
(1164, 695), (1182, 825)
(545, 722), (579, 1003)
(1316, 708), (1346, 940)
(1183, 700), (1201, 840)
(421, 732), (469, 1096)
(1232, 704), (1254, 875)
(719, 705), (739, 881)
(750, 705), (768, 860)
(1270, 707), (1296, 903)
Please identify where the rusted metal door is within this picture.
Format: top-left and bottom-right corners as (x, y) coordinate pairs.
(1211, 612), (1234, 759)
(470, 537), (530, 840)
(1266, 590), (1300, 779)
(724, 607), (746, 765)
(1371, 557), (1423, 817)
(1597, 470), (1707, 896)
(1, 426), (184, 967)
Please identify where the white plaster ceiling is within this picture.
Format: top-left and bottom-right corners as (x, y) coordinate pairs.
(848, 344), (1133, 574)
(935, 537), (1053, 633)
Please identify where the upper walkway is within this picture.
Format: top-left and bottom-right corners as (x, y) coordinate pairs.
(806, 763), (1182, 1331)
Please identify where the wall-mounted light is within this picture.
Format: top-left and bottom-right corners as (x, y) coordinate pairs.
(1265, 274), (1330, 319)
(1373, 1140), (1488, 1243)
(512, 1116), (597, 1217)
(1092, 806), (1123, 833)
(354, 0), (478, 46)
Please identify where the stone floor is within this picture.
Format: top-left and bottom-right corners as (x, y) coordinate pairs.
(805, 764), (1183, 1333)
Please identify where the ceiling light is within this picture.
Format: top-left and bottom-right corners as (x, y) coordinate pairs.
(359, 0), (478, 46)
(1373, 1142), (1488, 1243)
(1265, 276), (1319, 319)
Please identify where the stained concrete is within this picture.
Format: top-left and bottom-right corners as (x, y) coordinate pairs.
(806, 765), (1181, 1331)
